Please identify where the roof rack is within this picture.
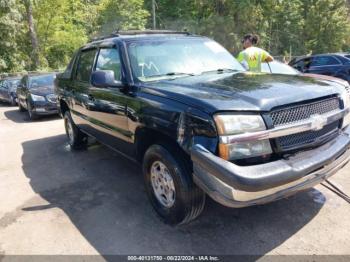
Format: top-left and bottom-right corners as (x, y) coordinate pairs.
(89, 30), (191, 42)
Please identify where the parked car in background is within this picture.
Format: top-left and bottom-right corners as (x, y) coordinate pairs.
(17, 72), (58, 120)
(0, 76), (21, 105)
(261, 61), (350, 92)
(261, 60), (300, 75)
(56, 31), (350, 225)
(289, 53), (350, 83)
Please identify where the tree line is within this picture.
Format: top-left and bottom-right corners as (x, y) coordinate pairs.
(0, 0), (349, 73)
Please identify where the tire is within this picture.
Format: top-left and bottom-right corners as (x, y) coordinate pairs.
(64, 111), (88, 150)
(10, 95), (16, 106)
(18, 100), (25, 112)
(143, 142), (206, 225)
(27, 101), (38, 120)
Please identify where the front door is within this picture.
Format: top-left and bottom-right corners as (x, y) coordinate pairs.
(87, 47), (132, 155)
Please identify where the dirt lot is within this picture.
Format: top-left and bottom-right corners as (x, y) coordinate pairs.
(1, 104), (350, 256)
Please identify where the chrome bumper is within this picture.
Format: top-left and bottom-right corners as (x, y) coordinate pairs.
(191, 126), (350, 208)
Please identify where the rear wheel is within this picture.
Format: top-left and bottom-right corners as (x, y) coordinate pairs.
(143, 142), (206, 225)
(64, 111), (88, 150)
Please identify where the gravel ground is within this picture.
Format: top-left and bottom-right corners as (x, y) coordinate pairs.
(0, 104), (350, 257)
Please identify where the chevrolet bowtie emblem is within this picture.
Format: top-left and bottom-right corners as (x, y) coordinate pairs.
(310, 114), (328, 131)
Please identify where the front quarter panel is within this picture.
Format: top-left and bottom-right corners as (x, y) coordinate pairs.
(130, 88), (218, 156)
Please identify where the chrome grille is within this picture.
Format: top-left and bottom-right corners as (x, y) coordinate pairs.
(276, 121), (340, 150)
(268, 97), (341, 152)
(46, 94), (57, 104)
(269, 97), (340, 126)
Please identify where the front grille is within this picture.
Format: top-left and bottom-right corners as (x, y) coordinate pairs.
(276, 121), (340, 151)
(46, 94), (57, 104)
(268, 97), (341, 152)
(269, 97), (340, 126)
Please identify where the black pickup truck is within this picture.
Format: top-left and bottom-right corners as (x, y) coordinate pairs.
(55, 30), (350, 225)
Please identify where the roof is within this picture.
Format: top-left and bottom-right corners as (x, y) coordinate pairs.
(26, 71), (59, 77)
(0, 76), (21, 81)
(88, 30), (194, 43)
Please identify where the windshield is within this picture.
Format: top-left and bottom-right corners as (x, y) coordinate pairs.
(261, 61), (299, 75)
(127, 38), (245, 82)
(8, 79), (20, 89)
(29, 74), (55, 88)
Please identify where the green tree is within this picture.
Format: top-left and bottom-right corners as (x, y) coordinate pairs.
(96, 0), (150, 35)
(0, 0), (24, 72)
(301, 0), (350, 54)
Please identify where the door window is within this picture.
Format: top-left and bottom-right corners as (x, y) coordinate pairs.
(76, 49), (97, 82)
(311, 56), (340, 66)
(95, 48), (122, 81)
(293, 58), (310, 71)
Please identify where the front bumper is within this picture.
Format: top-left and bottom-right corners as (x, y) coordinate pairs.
(191, 126), (350, 208)
(32, 101), (58, 115)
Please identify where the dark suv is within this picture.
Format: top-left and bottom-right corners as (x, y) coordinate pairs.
(289, 53), (350, 83)
(56, 31), (350, 225)
(17, 72), (58, 120)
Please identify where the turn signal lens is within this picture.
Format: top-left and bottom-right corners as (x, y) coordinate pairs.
(218, 140), (272, 161)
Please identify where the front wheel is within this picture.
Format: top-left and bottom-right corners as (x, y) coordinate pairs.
(18, 100), (25, 112)
(64, 111), (87, 150)
(27, 102), (38, 120)
(10, 95), (16, 106)
(143, 143), (206, 225)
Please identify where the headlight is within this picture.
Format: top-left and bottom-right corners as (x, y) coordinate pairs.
(214, 114), (272, 160)
(341, 88), (350, 128)
(214, 114), (267, 135)
(30, 94), (46, 102)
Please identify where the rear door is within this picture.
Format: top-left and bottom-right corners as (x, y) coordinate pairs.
(87, 46), (133, 155)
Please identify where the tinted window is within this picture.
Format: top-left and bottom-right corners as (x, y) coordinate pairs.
(0, 80), (5, 89)
(96, 48), (121, 81)
(344, 55), (350, 64)
(62, 52), (77, 79)
(292, 58), (311, 71)
(76, 49), (97, 82)
(29, 74), (55, 88)
(311, 56), (340, 66)
(8, 79), (20, 88)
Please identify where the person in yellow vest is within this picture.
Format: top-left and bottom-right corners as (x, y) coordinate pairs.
(237, 34), (273, 72)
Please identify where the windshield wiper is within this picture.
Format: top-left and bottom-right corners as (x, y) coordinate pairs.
(146, 72), (196, 79)
(201, 68), (240, 75)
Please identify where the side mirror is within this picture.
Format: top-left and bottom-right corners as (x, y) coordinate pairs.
(91, 70), (123, 88)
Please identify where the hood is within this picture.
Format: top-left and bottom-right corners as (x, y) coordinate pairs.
(141, 72), (346, 113)
(303, 73), (349, 87)
(30, 85), (54, 96)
